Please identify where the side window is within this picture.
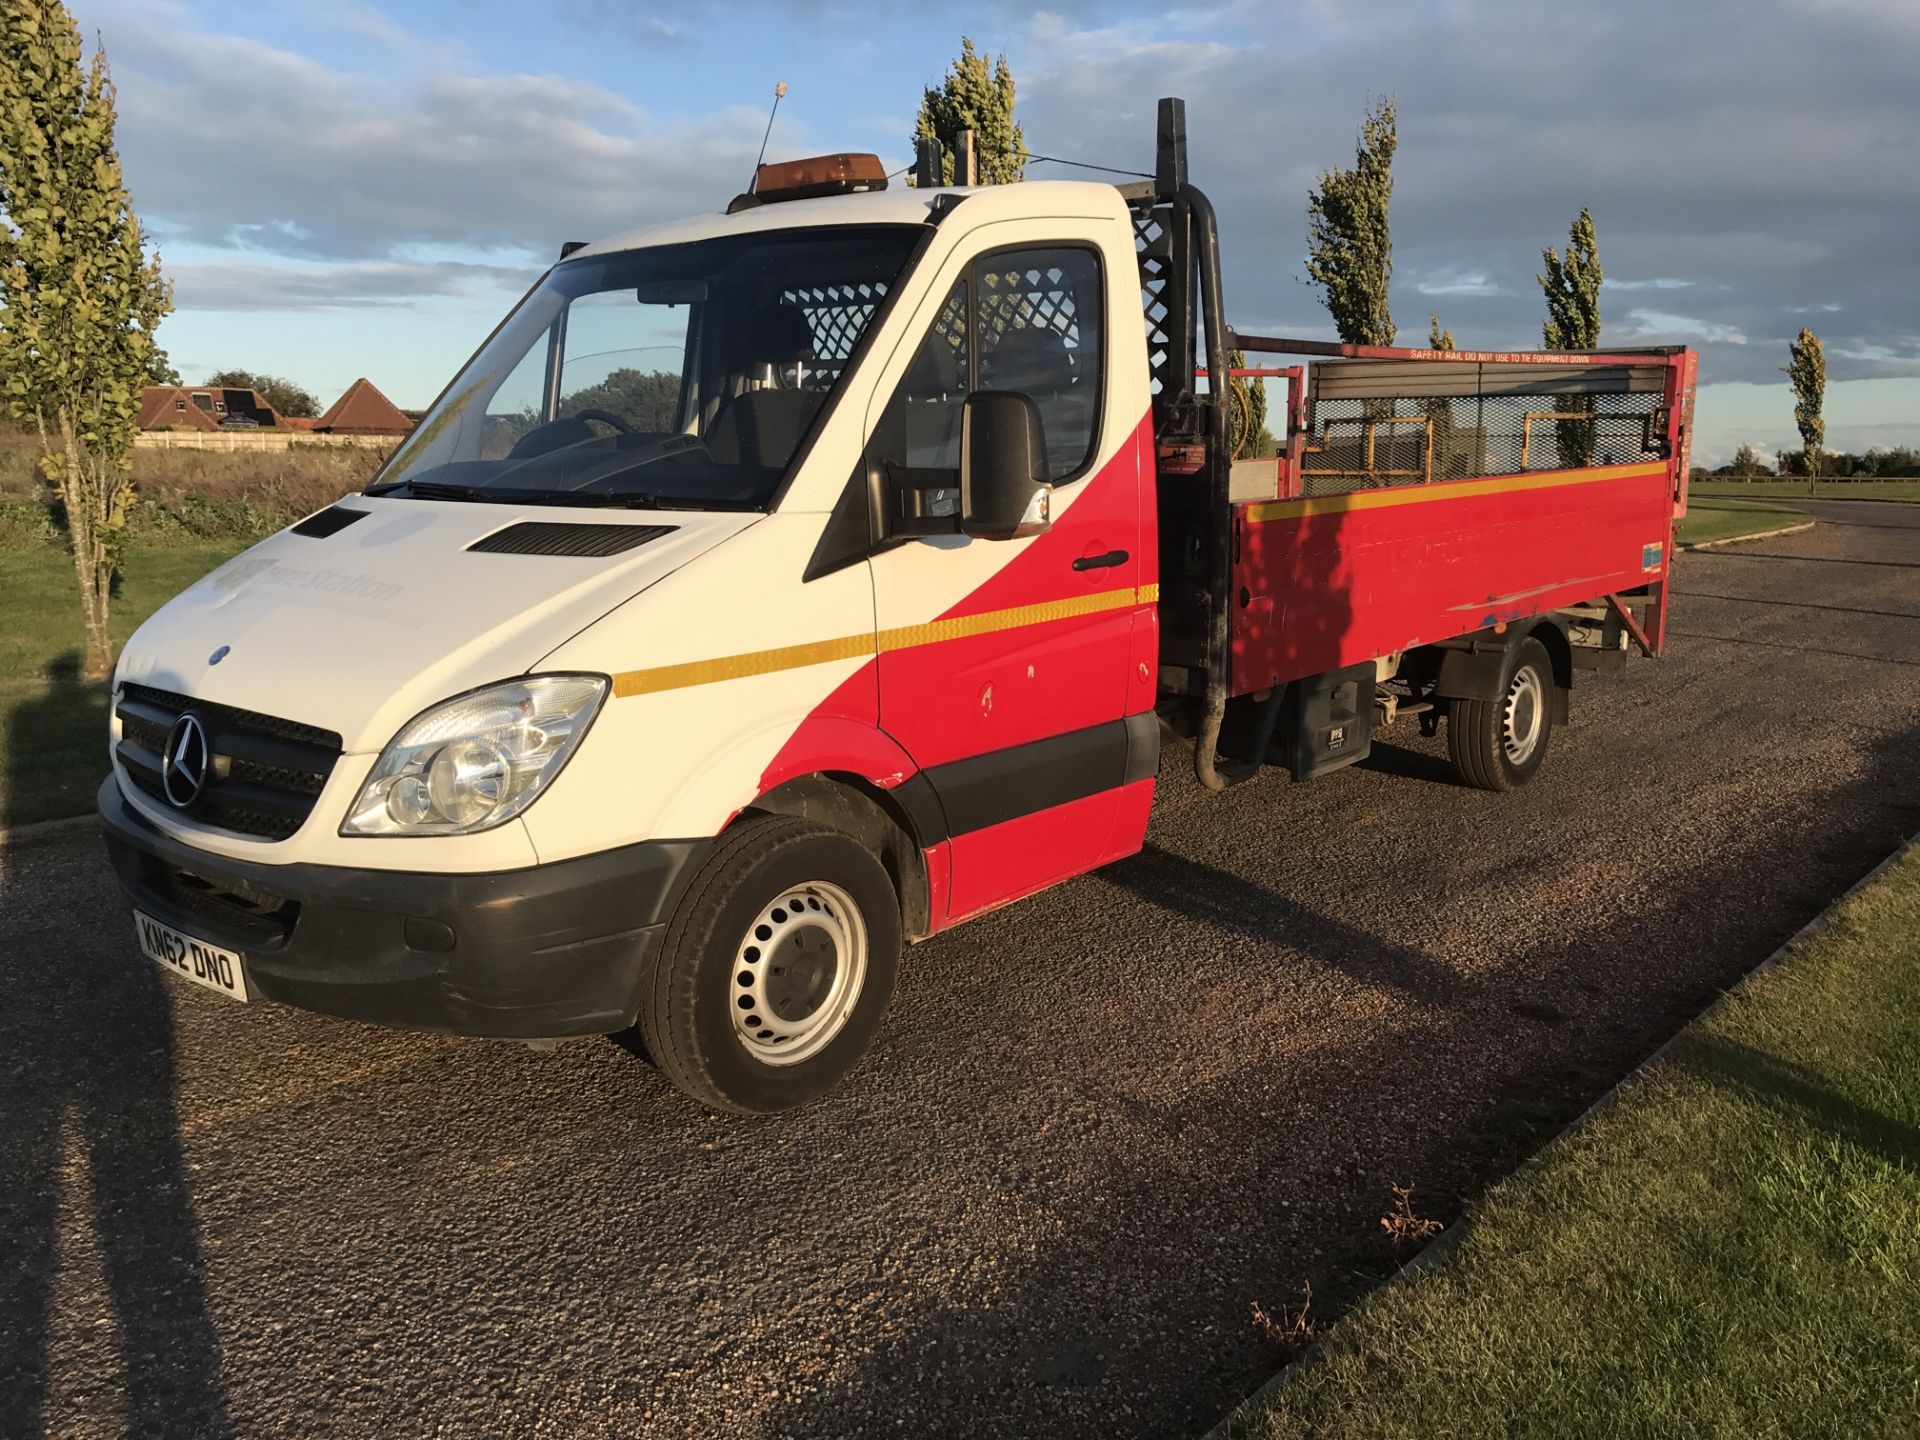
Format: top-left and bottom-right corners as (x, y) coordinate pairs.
(870, 245), (1104, 505)
(873, 280), (970, 467)
(975, 247), (1103, 480)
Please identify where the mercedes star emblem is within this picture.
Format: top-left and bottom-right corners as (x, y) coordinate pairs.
(161, 713), (211, 809)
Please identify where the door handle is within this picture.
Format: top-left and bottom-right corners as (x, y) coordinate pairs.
(1072, 549), (1129, 572)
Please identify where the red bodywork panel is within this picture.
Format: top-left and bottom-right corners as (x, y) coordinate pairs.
(1229, 460), (1674, 691)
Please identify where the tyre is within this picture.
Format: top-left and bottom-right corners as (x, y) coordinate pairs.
(637, 814), (900, 1113)
(1446, 635), (1554, 792)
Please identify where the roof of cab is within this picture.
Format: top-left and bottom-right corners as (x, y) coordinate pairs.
(570, 179), (1134, 261)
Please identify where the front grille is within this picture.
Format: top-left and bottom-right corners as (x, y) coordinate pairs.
(116, 682), (342, 841)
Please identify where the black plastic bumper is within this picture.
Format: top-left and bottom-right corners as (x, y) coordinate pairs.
(98, 776), (707, 1038)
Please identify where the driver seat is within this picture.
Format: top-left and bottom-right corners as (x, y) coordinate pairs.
(708, 305), (824, 469)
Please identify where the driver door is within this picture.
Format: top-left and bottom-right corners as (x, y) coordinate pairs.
(864, 238), (1144, 924)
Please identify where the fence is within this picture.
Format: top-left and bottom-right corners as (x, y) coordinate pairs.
(135, 431), (400, 453)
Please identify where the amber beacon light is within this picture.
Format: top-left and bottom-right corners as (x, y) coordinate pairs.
(752, 153), (889, 203)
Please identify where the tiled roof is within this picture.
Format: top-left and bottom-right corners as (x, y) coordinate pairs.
(317, 377), (414, 434)
(137, 386), (222, 431)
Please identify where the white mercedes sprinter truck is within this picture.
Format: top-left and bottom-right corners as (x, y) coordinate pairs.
(101, 155), (1161, 1113)
(100, 110), (1693, 1113)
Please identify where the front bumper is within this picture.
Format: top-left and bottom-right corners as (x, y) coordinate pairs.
(98, 776), (707, 1038)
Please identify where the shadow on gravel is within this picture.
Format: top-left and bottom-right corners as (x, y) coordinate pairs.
(1700, 552), (1920, 569)
(1105, 841), (1472, 1007)
(1667, 631), (1920, 670)
(774, 716), (1920, 1440)
(0, 661), (232, 1439)
(1353, 738), (1460, 789)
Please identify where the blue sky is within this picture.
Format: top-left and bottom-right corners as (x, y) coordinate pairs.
(74, 0), (1920, 463)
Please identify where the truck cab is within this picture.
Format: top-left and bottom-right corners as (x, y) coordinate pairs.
(102, 169), (1165, 1112)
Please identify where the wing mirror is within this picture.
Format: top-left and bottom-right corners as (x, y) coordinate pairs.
(960, 391), (1052, 540)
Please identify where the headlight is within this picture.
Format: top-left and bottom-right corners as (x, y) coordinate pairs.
(341, 675), (607, 837)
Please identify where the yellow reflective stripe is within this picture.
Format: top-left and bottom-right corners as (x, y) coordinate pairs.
(611, 582), (1156, 698)
(1244, 461), (1667, 525)
(611, 634), (874, 697)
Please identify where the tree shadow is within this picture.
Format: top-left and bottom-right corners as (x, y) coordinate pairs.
(1677, 1034), (1920, 1173)
(1103, 841), (1474, 1008)
(0, 652), (231, 1437)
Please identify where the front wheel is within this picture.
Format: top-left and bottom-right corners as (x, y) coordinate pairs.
(636, 815), (900, 1113)
(1446, 635), (1555, 792)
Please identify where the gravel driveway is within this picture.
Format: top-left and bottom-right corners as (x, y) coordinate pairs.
(4, 500), (1917, 1439)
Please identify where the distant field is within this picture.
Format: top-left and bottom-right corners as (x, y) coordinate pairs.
(1674, 497), (1809, 548)
(0, 427), (382, 548)
(1694, 479), (1920, 502)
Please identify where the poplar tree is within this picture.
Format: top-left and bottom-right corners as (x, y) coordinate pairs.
(1784, 328), (1825, 492)
(1539, 208), (1603, 464)
(1305, 95), (1397, 346)
(1539, 208), (1603, 349)
(0, 1), (172, 679)
(1225, 347), (1274, 459)
(1426, 314), (1458, 476)
(911, 38), (1027, 185)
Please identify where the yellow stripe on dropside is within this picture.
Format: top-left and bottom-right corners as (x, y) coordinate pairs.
(1245, 461), (1668, 525)
(611, 581), (1158, 698)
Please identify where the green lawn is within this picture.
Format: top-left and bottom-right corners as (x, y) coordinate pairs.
(1694, 479), (1920, 503)
(1, 540), (245, 827)
(1674, 496), (1810, 548)
(1224, 843), (1920, 1440)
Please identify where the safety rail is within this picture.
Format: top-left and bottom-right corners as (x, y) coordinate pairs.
(1216, 331), (1688, 502)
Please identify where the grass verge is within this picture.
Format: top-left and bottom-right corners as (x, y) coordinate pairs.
(1, 540), (246, 828)
(1674, 496), (1810, 548)
(1693, 479), (1920, 503)
(1223, 840), (1920, 1440)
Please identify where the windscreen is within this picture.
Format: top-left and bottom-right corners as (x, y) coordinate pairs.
(370, 225), (921, 510)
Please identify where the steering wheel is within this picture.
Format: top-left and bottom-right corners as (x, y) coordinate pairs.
(569, 407), (633, 434)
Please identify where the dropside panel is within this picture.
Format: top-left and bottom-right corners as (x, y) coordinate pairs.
(1229, 462), (1672, 692)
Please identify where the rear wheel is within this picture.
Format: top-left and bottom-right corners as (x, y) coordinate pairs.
(637, 815), (899, 1113)
(1446, 635), (1554, 792)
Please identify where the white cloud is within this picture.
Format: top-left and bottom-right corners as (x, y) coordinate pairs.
(108, 19), (772, 264)
(1415, 269), (1504, 297)
(1831, 339), (1920, 363)
(1617, 309), (1750, 345)
(1610, 277), (1693, 291)
(167, 259), (535, 311)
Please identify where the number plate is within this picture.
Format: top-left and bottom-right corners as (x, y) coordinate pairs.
(134, 910), (251, 1002)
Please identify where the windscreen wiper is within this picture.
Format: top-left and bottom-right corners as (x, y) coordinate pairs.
(367, 479), (754, 511)
(365, 479), (491, 501)
(537, 491), (760, 512)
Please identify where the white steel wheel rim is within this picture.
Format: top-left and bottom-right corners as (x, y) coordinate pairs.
(728, 880), (868, 1066)
(1502, 665), (1545, 766)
